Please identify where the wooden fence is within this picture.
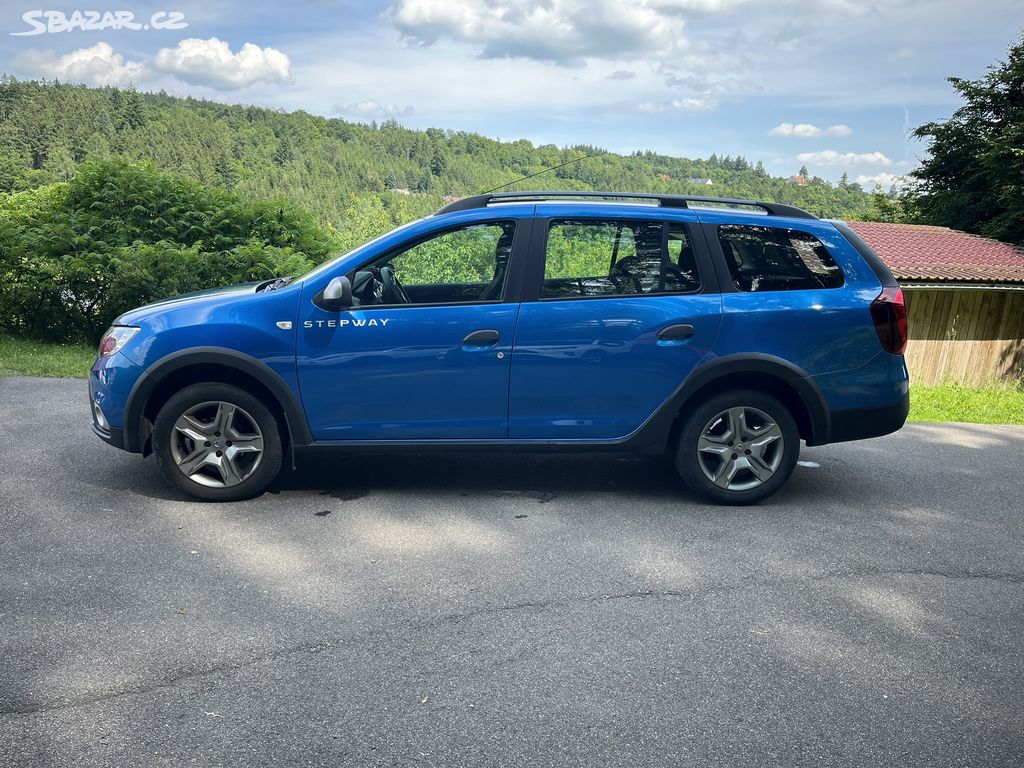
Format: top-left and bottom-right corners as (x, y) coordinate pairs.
(904, 287), (1024, 386)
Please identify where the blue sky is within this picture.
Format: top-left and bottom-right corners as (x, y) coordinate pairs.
(3, 1), (1022, 187)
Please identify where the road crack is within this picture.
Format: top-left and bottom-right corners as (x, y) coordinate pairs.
(3, 568), (1020, 717)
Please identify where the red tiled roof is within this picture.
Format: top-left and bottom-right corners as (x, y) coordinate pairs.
(847, 221), (1024, 285)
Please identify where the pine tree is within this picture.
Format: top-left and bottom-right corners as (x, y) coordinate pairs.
(120, 88), (145, 131)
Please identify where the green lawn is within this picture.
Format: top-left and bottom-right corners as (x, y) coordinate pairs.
(0, 335), (96, 379)
(2, 334), (1023, 426)
(908, 383), (1024, 425)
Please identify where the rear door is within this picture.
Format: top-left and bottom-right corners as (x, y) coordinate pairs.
(508, 208), (723, 440)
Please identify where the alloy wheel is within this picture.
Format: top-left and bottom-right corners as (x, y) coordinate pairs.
(169, 401), (264, 488)
(696, 406), (785, 492)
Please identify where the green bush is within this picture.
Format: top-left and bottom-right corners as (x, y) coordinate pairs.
(0, 160), (338, 343)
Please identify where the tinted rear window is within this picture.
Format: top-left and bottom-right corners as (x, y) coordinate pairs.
(717, 225), (844, 292)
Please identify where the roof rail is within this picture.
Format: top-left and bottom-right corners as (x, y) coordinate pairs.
(435, 190), (817, 220)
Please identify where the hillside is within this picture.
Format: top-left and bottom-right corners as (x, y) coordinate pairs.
(0, 77), (877, 234)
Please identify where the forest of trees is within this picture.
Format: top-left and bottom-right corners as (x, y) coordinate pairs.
(0, 77), (882, 227)
(2, 28), (1020, 346)
(0, 78), (884, 342)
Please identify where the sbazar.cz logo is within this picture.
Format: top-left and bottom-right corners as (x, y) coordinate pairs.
(12, 10), (187, 35)
(303, 318), (391, 329)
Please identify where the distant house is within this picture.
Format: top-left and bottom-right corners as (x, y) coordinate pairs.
(849, 221), (1024, 385)
(686, 177), (713, 186)
(657, 173), (674, 181)
(789, 175), (808, 186)
(391, 187), (412, 195)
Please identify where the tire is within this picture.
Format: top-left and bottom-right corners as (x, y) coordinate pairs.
(153, 382), (283, 502)
(674, 388), (799, 506)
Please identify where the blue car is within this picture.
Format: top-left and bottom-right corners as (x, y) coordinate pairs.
(89, 191), (909, 505)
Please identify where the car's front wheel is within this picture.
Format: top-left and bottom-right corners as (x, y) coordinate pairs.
(153, 383), (283, 501)
(674, 389), (799, 505)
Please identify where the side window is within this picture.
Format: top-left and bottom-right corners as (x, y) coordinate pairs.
(351, 221), (515, 306)
(542, 220), (701, 299)
(717, 225), (844, 292)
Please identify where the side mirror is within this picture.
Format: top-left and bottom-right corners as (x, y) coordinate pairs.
(318, 275), (352, 310)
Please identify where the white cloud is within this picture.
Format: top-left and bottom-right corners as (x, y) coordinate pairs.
(14, 42), (147, 87)
(333, 101), (415, 120)
(797, 149), (892, 166)
(856, 172), (905, 190)
(389, 0), (739, 64)
(770, 122), (852, 138)
(152, 37), (291, 90)
(637, 96), (717, 113)
(607, 69), (636, 80)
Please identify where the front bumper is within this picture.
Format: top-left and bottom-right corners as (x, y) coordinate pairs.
(91, 422), (126, 450)
(89, 351), (143, 452)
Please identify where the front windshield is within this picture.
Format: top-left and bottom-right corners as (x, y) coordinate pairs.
(299, 217), (429, 283)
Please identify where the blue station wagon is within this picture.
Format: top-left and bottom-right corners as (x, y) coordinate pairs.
(89, 191), (910, 504)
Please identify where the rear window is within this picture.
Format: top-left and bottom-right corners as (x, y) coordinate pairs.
(543, 220), (701, 299)
(717, 225), (844, 292)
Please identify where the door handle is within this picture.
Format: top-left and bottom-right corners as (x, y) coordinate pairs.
(462, 329), (500, 347)
(657, 323), (695, 342)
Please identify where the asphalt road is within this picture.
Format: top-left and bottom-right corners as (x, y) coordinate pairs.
(1, 376), (1023, 767)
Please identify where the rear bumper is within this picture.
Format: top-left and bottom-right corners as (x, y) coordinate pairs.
(828, 392), (910, 444)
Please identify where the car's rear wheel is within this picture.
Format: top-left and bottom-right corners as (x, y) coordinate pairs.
(674, 389), (799, 505)
(153, 383), (282, 501)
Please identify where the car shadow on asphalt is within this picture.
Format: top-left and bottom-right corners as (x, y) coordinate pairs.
(270, 452), (689, 503)
(80, 437), (860, 508)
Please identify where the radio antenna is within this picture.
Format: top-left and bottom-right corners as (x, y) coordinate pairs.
(480, 153), (591, 195)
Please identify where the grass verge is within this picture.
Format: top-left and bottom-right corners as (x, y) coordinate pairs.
(0, 335), (96, 379)
(908, 383), (1024, 425)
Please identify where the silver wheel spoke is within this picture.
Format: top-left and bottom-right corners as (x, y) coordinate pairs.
(697, 434), (731, 457)
(713, 458), (737, 488)
(749, 422), (782, 447)
(729, 407), (749, 441)
(181, 412), (214, 436)
(228, 435), (263, 453)
(177, 446), (211, 477)
(215, 403), (236, 435)
(217, 454), (243, 486)
(742, 455), (772, 482)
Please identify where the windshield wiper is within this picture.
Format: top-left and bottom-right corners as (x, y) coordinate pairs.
(259, 276), (294, 292)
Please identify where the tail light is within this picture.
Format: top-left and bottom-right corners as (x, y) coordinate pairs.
(870, 287), (907, 355)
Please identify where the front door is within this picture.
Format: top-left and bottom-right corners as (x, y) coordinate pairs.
(297, 219), (526, 441)
(509, 213), (722, 440)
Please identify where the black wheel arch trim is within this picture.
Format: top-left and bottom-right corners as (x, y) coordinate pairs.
(628, 353), (832, 451)
(122, 347), (313, 453)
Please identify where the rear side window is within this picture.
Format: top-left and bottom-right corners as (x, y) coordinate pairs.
(543, 220), (701, 299)
(717, 225), (844, 292)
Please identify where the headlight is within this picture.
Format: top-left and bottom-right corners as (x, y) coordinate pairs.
(97, 326), (140, 357)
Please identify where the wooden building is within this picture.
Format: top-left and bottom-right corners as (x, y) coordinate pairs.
(848, 222), (1024, 386)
